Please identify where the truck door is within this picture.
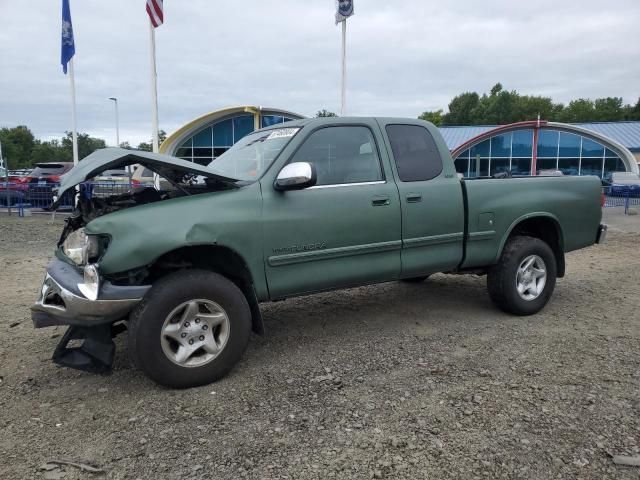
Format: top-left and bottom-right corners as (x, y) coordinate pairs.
(382, 122), (465, 277)
(261, 123), (401, 298)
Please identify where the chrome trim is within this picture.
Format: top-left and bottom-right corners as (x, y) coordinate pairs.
(275, 162), (314, 190)
(32, 272), (143, 324)
(308, 180), (385, 190)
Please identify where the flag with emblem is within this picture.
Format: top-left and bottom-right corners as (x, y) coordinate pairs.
(335, 0), (354, 24)
(61, 0), (75, 74)
(146, 0), (164, 28)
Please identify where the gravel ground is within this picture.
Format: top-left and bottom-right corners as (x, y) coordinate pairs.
(0, 210), (639, 480)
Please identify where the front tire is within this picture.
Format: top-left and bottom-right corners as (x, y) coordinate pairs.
(128, 270), (252, 388)
(487, 236), (557, 316)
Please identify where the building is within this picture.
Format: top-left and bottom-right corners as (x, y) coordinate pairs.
(160, 106), (304, 164)
(162, 107), (640, 178)
(440, 121), (640, 178)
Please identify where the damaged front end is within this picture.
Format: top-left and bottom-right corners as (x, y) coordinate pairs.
(34, 148), (242, 373)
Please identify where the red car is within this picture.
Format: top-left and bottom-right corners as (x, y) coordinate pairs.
(21, 163), (75, 209)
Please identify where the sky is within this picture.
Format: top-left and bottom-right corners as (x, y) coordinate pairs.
(0, 0), (639, 146)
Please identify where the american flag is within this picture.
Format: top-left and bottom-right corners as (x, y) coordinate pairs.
(146, 0), (164, 28)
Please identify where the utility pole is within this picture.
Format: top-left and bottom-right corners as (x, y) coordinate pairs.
(108, 97), (120, 147)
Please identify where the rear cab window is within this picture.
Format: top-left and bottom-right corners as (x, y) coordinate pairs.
(385, 125), (443, 182)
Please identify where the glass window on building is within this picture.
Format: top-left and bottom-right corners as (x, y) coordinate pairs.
(537, 158), (557, 172)
(454, 150), (470, 177)
(233, 115), (254, 143)
(580, 157), (603, 177)
(470, 139), (490, 158)
(537, 130), (559, 158)
(490, 133), (511, 158)
(511, 158), (532, 176)
(603, 155), (626, 178)
(558, 157), (580, 176)
(512, 130), (533, 157)
(261, 115), (296, 128)
(213, 119), (234, 147)
(581, 138), (604, 158)
(491, 158), (510, 175)
(558, 132), (581, 157)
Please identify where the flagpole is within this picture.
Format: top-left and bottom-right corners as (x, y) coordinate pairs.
(68, 58), (79, 165)
(340, 19), (347, 116)
(149, 20), (159, 154)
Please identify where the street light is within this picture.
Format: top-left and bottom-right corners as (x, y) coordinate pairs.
(108, 97), (120, 147)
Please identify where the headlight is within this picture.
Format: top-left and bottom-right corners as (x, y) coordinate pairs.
(62, 228), (99, 265)
(78, 264), (100, 301)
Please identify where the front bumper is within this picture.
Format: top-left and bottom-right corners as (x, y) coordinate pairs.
(31, 259), (150, 328)
(596, 224), (607, 244)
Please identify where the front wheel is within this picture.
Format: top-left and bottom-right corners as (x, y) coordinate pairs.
(487, 236), (557, 316)
(128, 270), (252, 388)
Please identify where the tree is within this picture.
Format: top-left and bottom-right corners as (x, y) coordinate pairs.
(442, 92), (479, 125)
(0, 126), (35, 168)
(137, 130), (167, 152)
(423, 84), (640, 125)
(316, 109), (338, 117)
(61, 132), (106, 161)
(418, 109), (444, 126)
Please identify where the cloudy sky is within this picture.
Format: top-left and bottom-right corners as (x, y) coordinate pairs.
(1, 0), (639, 146)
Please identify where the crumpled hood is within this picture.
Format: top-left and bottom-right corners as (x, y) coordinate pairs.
(53, 147), (237, 204)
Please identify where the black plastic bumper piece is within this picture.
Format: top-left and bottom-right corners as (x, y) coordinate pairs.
(52, 323), (125, 374)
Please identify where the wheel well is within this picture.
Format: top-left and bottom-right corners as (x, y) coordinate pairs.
(508, 217), (565, 277)
(147, 245), (264, 334)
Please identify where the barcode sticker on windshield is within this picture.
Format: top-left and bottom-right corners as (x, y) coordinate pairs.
(267, 128), (299, 140)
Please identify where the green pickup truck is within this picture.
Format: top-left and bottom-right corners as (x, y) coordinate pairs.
(32, 117), (606, 388)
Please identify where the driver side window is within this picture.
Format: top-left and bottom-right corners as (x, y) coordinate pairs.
(290, 126), (383, 186)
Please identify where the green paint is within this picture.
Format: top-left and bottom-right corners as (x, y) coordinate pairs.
(81, 117), (602, 302)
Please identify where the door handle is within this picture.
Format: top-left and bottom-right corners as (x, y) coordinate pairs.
(371, 195), (390, 206)
(406, 193), (422, 203)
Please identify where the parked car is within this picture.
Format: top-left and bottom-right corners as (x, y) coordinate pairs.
(22, 162), (75, 208)
(602, 172), (640, 197)
(537, 169), (564, 177)
(0, 166), (29, 206)
(91, 168), (139, 198)
(32, 120), (606, 388)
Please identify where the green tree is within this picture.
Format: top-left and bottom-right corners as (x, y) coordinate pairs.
(61, 132), (106, 161)
(418, 109), (444, 126)
(442, 92), (479, 125)
(137, 130), (167, 152)
(423, 84), (640, 126)
(0, 126), (35, 168)
(31, 140), (66, 165)
(316, 109), (338, 117)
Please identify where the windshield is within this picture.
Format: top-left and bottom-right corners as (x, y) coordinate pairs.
(207, 127), (300, 181)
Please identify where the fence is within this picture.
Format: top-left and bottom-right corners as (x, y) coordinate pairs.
(602, 186), (640, 214)
(0, 182), (153, 211)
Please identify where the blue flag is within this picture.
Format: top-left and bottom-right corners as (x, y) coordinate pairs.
(61, 0), (75, 74)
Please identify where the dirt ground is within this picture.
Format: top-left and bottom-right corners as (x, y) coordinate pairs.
(0, 209), (639, 480)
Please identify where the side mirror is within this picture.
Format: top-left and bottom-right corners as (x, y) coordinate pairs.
(274, 162), (317, 191)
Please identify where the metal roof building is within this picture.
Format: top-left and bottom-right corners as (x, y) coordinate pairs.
(440, 121), (640, 157)
(440, 120), (640, 178)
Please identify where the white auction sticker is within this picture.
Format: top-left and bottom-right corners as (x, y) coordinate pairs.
(267, 128), (299, 140)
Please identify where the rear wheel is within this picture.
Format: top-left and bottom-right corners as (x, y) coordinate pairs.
(128, 270), (251, 388)
(487, 236), (557, 315)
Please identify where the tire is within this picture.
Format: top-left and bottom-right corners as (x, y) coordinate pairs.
(487, 236), (557, 316)
(400, 275), (430, 283)
(128, 269), (252, 388)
